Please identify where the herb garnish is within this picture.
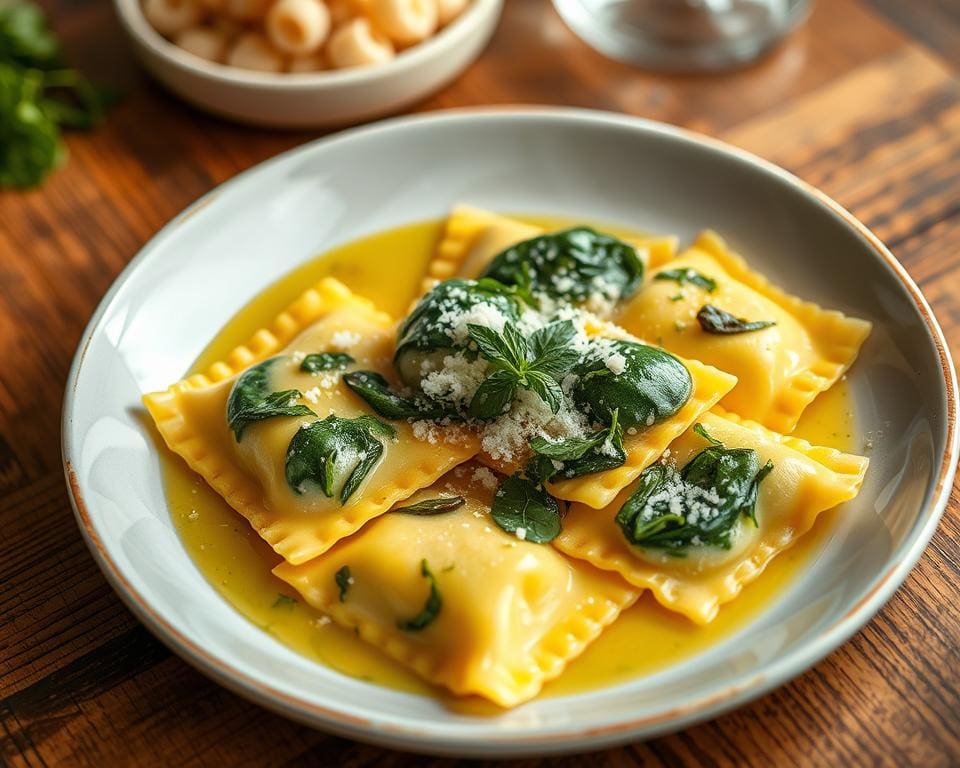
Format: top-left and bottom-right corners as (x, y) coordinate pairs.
(467, 320), (578, 418)
(343, 370), (452, 420)
(616, 423), (774, 552)
(697, 304), (775, 334)
(300, 352), (354, 373)
(490, 474), (562, 543)
(393, 496), (466, 515)
(285, 414), (395, 502)
(480, 228), (644, 305)
(272, 594), (297, 608)
(571, 340), (692, 430)
(397, 559), (441, 631)
(334, 565), (351, 601)
(655, 268), (717, 293)
(529, 409), (626, 481)
(0, 1), (117, 188)
(226, 358), (314, 440)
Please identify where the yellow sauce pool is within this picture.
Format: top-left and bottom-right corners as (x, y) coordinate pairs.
(156, 217), (857, 706)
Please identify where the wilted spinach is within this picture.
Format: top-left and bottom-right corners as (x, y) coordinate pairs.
(393, 496), (466, 515)
(300, 352), (354, 373)
(696, 304), (775, 334)
(226, 358), (314, 440)
(654, 268), (717, 293)
(343, 370), (452, 420)
(397, 559), (442, 631)
(490, 474), (562, 544)
(284, 414), (396, 503)
(529, 409), (626, 481)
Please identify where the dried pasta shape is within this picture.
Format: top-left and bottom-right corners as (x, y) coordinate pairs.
(274, 466), (638, 707)
(553, 410), (868, 625)
(616, 231), (872, 433)
(144, 278), (480, 565)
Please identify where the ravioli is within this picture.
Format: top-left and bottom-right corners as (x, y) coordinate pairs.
(553, 410), (869, 624)
(616, 231), (872, 433)
(274, 465), (638, 707)
(144, 278), (480, 565)
(425, 204), (678, 294)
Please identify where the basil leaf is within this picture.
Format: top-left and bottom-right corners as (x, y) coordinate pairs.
(480, 228), (644, 305)
(393, 496), (466, 515)
(468, 369), (517, 419)
(528, 320), (579, 377)
(697, 304), (775, 334)
(397, 559), (441, 631)
(394, 279), (521, 387)
(300, 352), (354, 373)
(490, 474), (562, 544)
(335, 565), (351, 601)
(530, 410), (626, 481)
(655, 268), (717, 293)
(285, 414), (395, 503)
(343, 370), (450, 420)
(227, 358), (314, 440)
(571, 340), (692, 430)
(467, 322), (522, 373)
(616, 433), (775, 552)
(524, 370), (563, 414)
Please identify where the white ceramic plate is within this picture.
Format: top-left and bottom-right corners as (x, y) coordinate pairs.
(63, 109), (958, 757)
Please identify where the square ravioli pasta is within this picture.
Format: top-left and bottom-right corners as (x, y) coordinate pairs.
(425, 204), (679, 300)
(274, 464), (639, 707)
(553, 410), (868, 625)
(616, 230), (872, 433)
(144, 278), (480, 565)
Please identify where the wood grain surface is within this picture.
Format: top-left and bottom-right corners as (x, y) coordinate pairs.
(2, 0), (959, 765)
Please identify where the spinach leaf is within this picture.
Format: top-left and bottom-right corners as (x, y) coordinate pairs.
(571, 340), (692, 430)
(394, 279), (521, 388)
(300, 352), (354, 373)
(654, 268), (717, 293)
(397, 559), (442, 631)
(490, 474), (562, 544)
(272, 593), (297, 608)
(284, 414), (396, 503)
(393, 496), (466, 515)
(343, 370), (451, 420)
(480, 228), (644, 305)
(616, 428), (775, 552)
(530, 409), (626, 481)
(226, 358), (314, 440)
(468, 369), (517, 419)
(335, 565), (351, 601)
(697, 304), (775, 334)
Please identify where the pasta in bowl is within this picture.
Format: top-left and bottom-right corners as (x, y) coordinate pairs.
(113, 0), (502, 126)
(143, 205), (871, 708)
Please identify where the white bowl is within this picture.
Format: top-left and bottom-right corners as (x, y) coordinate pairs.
(114, 0), (503, 128)
(63, 109), (958, 757)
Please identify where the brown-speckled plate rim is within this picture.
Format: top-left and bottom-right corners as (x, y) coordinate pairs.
(62, 108), (959, 757)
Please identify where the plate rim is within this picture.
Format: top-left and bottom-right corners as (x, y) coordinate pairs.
(61, 107), (959, 756)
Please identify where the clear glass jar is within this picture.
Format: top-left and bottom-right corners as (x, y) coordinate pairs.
(552, 0), (812, 72)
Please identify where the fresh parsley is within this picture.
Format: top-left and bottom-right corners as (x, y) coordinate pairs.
(655, 268), (717, 293)
(393, 496), (466, 515)
(284, 414), (395, 503)
(334, 565), (351, 601)
(0, 1), (117, 188)
(300, 352), (354, 373)
(490, 473), (562, 543)
(226, 358), (314, 440)
(467, 320), (578, 418)
(697, 304), (775, 334)
(397, 559), (442, 631)
(616, 425), (774, 552)
(343, 370), (451, 420)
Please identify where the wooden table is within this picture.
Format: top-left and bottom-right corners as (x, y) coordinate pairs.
(3, 0), (959, 765)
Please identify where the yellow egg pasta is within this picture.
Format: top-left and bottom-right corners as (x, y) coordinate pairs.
(616, 231), (872, 433)
(553, 410), (868, 625)
(424, 204), (678, 295)
(274, 465), (639, 707)
(144, 278), (480, 565)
